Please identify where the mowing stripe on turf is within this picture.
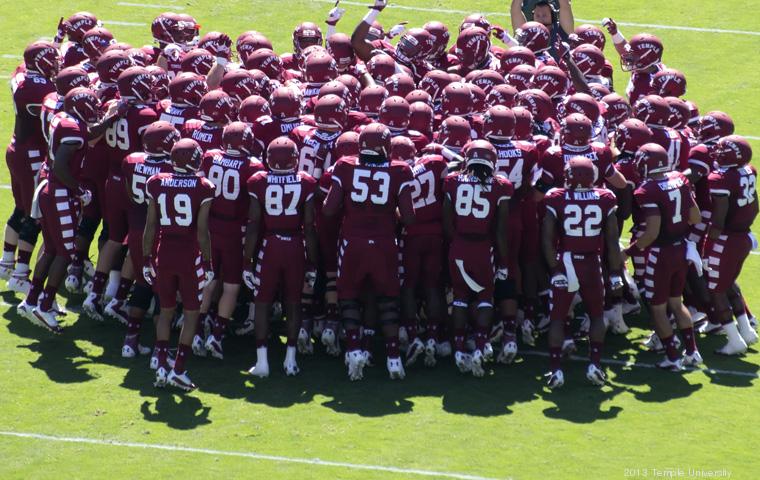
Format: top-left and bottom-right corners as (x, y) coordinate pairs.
(313, 0), (760, 36)
(0, 431), (504, 480)
(116, 2), (186, 9)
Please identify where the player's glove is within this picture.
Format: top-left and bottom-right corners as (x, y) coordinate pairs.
(601, 18), (618, 35)
(496, 267), (509, 281)
(609, 273), (624, 291)
(54, 17), (68, 44)
(243, 265), (257, 291)
(143, 255), (156, 286)
(77, 187), (92, 207)
(201, 259), (214, 288)
(551, 272), (569, 289)
(305, 269), (317, 289)
(388, 22), (408, 39)
(326, 4), (346, 26)
(163, 43), (183, 62)
(370, 0), (387, 11)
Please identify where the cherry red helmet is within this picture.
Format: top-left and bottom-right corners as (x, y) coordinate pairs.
(470, 84), (487, 112)
(171, 138), (203, 172)
(55, 67), (90, 95)
(455, 27), (491, 69)
(621, 33), (663, 72)
(24, 41), (61, 79)
(379, 96), (411, 130)
(563, 93), (600, 122)
(397, 28), (434, 62)
(222, 121), (256, 155)
(564, 156), (597, 188)
(633, 95), (670, 126)
(104, 42), (132, 53)
(267, 137), (299, 172)
(517, 21), (550, 53)
(533, 66), (568, 99)
(506, 64), (536, 91)
(385, 73), (416, 99)
(318, 80), (349, 102)
(635, 142), (670, 177)
(466, 69), (505, 95)
(199, 90), (237, 124)
(126, 47), (150, 67)
(367, 53), (397, 85)
(406, 89), (433, 107)
(487, 83), (519, 108)
(236, 32), (273, 62)
(512, 106), (534, 140)
(441, 82), (473, 117)
(239, 95), (271, 124)
(314, 94), (348, 130)
(499, 46), (536, 75)
(460, 14), (491, 32)
(220, 70), (260, 103)
(696, 111), (734, 144)
(359, 123), (393, 157)
(243, 48), (283, 80)
(561, 113), (593, 147)
(176, 13), (200, 45)
(685, 100), (700, 127)
(713, 135), (752, 167)
(151, 12), (183, 45)
(303, 51), (337, 84)
(390, 136), (416, 163)
(96, 49), (131, 84)
(169, 72), (207, 106)
(293, 22), (323, 55)
(248, 69), (272, 95)
(336, 74), (361, 107)
(409, 101), (434, 135)
(665, 96), (690, 129)
(63, 87), (100, 124)
(483, 105), (516, 139)
(601, 93), (631, 128)
(118, 66), (153, 103)
(335, 131), (360, 158)
(439, 116), (472, 148)
(573, 24), (606, 50)
(270, 86), (302, 119)
(147, 65), (169, 100)
(82, 27), (114, 60)
(588, 83), (611, 101)
(419, 70), (453, 102)
(198, 31), (232, 59)
(180, 48), (214, 75)
(572, 44), (605, 76)
(651, 68), (687, 98)
(142, 120), (180, 155)
(66, 12), (100, 43)
(615, 118), (652, 154)
(359, 85), (389, 116)
(517, 88), (554, 122)
(423, 21), (450, 59)
(326, 33), (355, 71)
(464, 139), (497, 171)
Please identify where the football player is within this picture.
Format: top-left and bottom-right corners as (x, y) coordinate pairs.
(58, 12), (100, 68)
(251, 86), (305, 160)
(602, 19), (664, 104)
(157, 72), (207, 129)
(182, 90), (237, 152)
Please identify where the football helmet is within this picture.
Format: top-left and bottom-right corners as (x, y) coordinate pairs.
(198, 31), (232, 59)
(335, 131), (360, 158)
(147, 65), (170, 100)
(572, 44), (606, 76)
(24, 41), (60, 80)
(469, 84), (486, 112)
(487, 84), (518, 108)
(303, 51), (338, 84)
(318, 80), (350, 102)
(441, 82), (473, 117)
(390, 136), (416, 163)
(563, 93), (600, 122)
(460, 13), (491, 32)
(455, 27), (491, 70)
(293, 22), (323, 55)
(635, 142), (670, 176)
(151, 12), (183, 45)
(464, 139), (497, 171)
(336, 74), (362, 107)
(55, 67), (90, 95)
(651, 68), (687, 98)
(601, 93), (631, 128)
(236, 32), (273, 63)
(63, 87), (100, 125)
(561, 113), (593, 147)
(438, 116), (472, 148)
(385, 73), (416, 99)
(126, 47), (150, 67)
(423, 21), (450, 59)
(198, 90), (237, 124)
(176, 13), (199, 45)
(406, 89), (433, 107)
(533, 66), (568, 99)
(615, 118), (652, 153)
(512, 106), (534, 140)
(564, 156), (597, 188)
(169, 72), (207, 106)
(633, 95), (670, 126)
(419, 70), (453, 102)
(499, 46), (536, 75)
(180, 48), (214, 75)
(713, 135), (752, 167)
(220, 70), (258, 103)
(379, 96), (411, 130)
(483, 105), (516, 140)
(96, 49), (131, 84)
(367, 53), (397, 85)
(505, 64), (536, 91)
(366, 21), (385, 42)
(243, 49), (283, 80)
(66, 12), (100, 43)
(466, 69), (505, 95)
(117, 66), (153, 103)
(696, 111), (734, 144)
(665, 96), (690, 129)
(314, 94), (348, 130)
(516, 21), (550, 53)
(238, 95), (271, 123)
(396, 28), (434, 62)
(359, 123), (393, 157)
(171, 138), (203, 173)
(270, 86), (302, 119)
(326, 33), (355, 71)
(621, 33), (663, 72)
(409, 101), (434, 135)
(588, 83), (611, 101)
(267, 136), (299, 172)
(359, 85), (389, 116)
(222, 121), (256, 155)
(142, 120), (180, 156)
(516, 88), (554, 122)
(82, 27), (114, 60)
(573, 24), (606, 50)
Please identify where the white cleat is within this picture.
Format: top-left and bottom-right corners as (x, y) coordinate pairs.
(561, 338), (577, 356)
(622, 300), (641, 316)
(608, 304), (629, 334)
(687, 307), (707, 326)
(497, 339), (518, 364)
(545, 369), (565, 389)
(643, 331), (664, 352)
(404, 337), (425, 366)
(489, 320), (504, 344)
(321, 328), (340, 357)
(521, 319), (536, 346)
(297, 327), (314, 355)
(8, 274), (31, 295)
(0, 260), (14, 280)
(586, 363), (607, 386)
(154, 367), (168, 388)
(16, 299), (38, 324)
(577, 313), (591, 338)
(682, 350), (703, 367)
(248, 347), (270, 378)
(149, 352), (175, 371)
(31, 307), (62, 334)
(234, 318), (255, 336)
(387, 356), (405, 380)
(716, 322), (748, 356)
(736, 314), (758, 346)
(82, 293), (104, 321)
(64, 265), (84, 294)
(82, 280), (93, 295)
(436, 340), (452, 358)
(471, 350), (486, 377)
(482, 342), (494, 362)
(172, 313), (185, 331)
(423, 339), (437, 367)
(51, 299), (67, 318)
(346, 349), (366, 381)
(283, 346), (300, 376)
(455, 351), (472, 373)
(656, 357), (684, 372)
(698, 321), (724, 335)
(191, 334), (207, 357)
(204, 334), (223, 359)
(121, 342), (152, 358)
(167, 369), (197, 391)
(104, 298), (128, 325)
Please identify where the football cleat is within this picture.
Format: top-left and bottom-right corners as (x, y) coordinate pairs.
(82, 292), (104, 321)
(737, 316), (758, 346)
(697, 321), (723, 335)
(104, 298), (128, 325)
(687, 306), (707, 326)
(656, 357), (683, 371)
(471, 349), (486, 378)
(0, 259), (14, 280)
(576, 313), (591, 338)
(321, 327), (341, 357)
(154, 367), (168, 388)
(398, 326), (409, 351)
(122, 342), (151, 358)
(313, 318), (325, 338)
(168, 369), (197, 391)
(172, 313), (185, 330)
(64, 264), (84, 293)
(482, 342), (494, 362)
(561, 338), (577, 356)
(423, 338), (437, 367)
(82, 279), (94, 295)
(235, 318), (255, 336)
(248, 347), (270, 378)
(362, 349), (374, 368)
(404, 337), (425, 366)
(16, 299), (38, 324)
(204, 334), (224, 359)
(191, 334), (207, 357)
(521, 319), (536, 346)
(31, 307), (63, 334)
(586, 363), (607, 386)
(497, 339), (518, 364)
(437, 340), (452, 357)
(643, 331), (663, 352)
(346, 349), (366, 381)
(283, 347), (300, 376)
(83, 259), (95, 278)
(750, 316), (758, 329)
(51, 299), (67, 318)
(8, 274), (31, 295)
(149, 351), (175, 370)
(545, 369), (565, 389)
(489, 320), (504, 344)
(715, 322), (748, 355)
(608, 304), (629, 334)
(681, 350), (703, 367)
(622, 300), (641, 316)
(454, 351), (472, 373)
(387, 357), (406, 380)
(297, 327), (314, 355)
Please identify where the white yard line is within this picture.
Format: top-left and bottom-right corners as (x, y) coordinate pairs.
(103, 20), (149, 27)
(0, 431), (503, 480)
(314, 0), (760, 36)
(116, 2), (186, 10)
(1, 54), (21, 59)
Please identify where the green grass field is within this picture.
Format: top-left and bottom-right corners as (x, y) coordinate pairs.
(0, 1), (759, 479)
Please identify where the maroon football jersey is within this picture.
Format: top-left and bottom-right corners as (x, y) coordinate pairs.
(406, 154), (448, 236)
(290, 125), (342, 179)
(12, 71), (56, 148)
(47, 112), (88, 191)
(200, 149), (265, 232)
(491, 139), (539, 205)
(650, 125), (688, 171)
(687, 142), (715, 211)
(94, 80), (119, 103)
(330, 156), (415, 238)
(157, 99), (200, 129)
(625, 63), (663, 105)
(544, 187), (617, 254)
(40, 91), (63, 145)
(61, 41), (88, 68)
(537, 142), (615, 191)
(634, 171), (696, 245)
(251, 115), (304, 159)
(708, 165), (758, 233)
(247, 171), (317, 234)
(122, 153), (173, 226)
(181, 119), (223, 152)
(443, 172), (514, 237)
(104, 103), (159, 176)
(146, 172), (215, 249)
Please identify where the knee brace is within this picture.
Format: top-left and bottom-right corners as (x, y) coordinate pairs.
(378, 296), (400, 326)
(7, 207), (24, 233)
(339, 299), (361, 327)
(127, 283), (154, 311)
(495, 278), (517, 302)
(18, 216), (41, 244)
(78, 216), (100, 242)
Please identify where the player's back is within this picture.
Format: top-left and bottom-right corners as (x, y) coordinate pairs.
(201, 149), (264, 228)
(248, 170), (317, 235)
(492, 139), (538, 203)
(709, 165), (758, 233)
(636, 171), (694, 244)
(182, 119), (223, 152)
(13, 71), (55, 145)
(650, 125), (687, 171)
(545, 187), (616, 254)
(406, 154), (447, 235)
(444, 172), (512, 238)
(159, 100), (200, 129)
(105, 103), (158, 176)
(123, 153), (172, 224)
(146, 172), (215, 248)
(290, 125), (341, 179)
(47, 112), (87, 189)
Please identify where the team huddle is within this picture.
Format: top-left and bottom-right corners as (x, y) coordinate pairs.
(4, 0), (757, 391)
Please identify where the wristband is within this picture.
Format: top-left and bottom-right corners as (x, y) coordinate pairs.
(612, 32), (626, 45)
(363, 8), (380, 26)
